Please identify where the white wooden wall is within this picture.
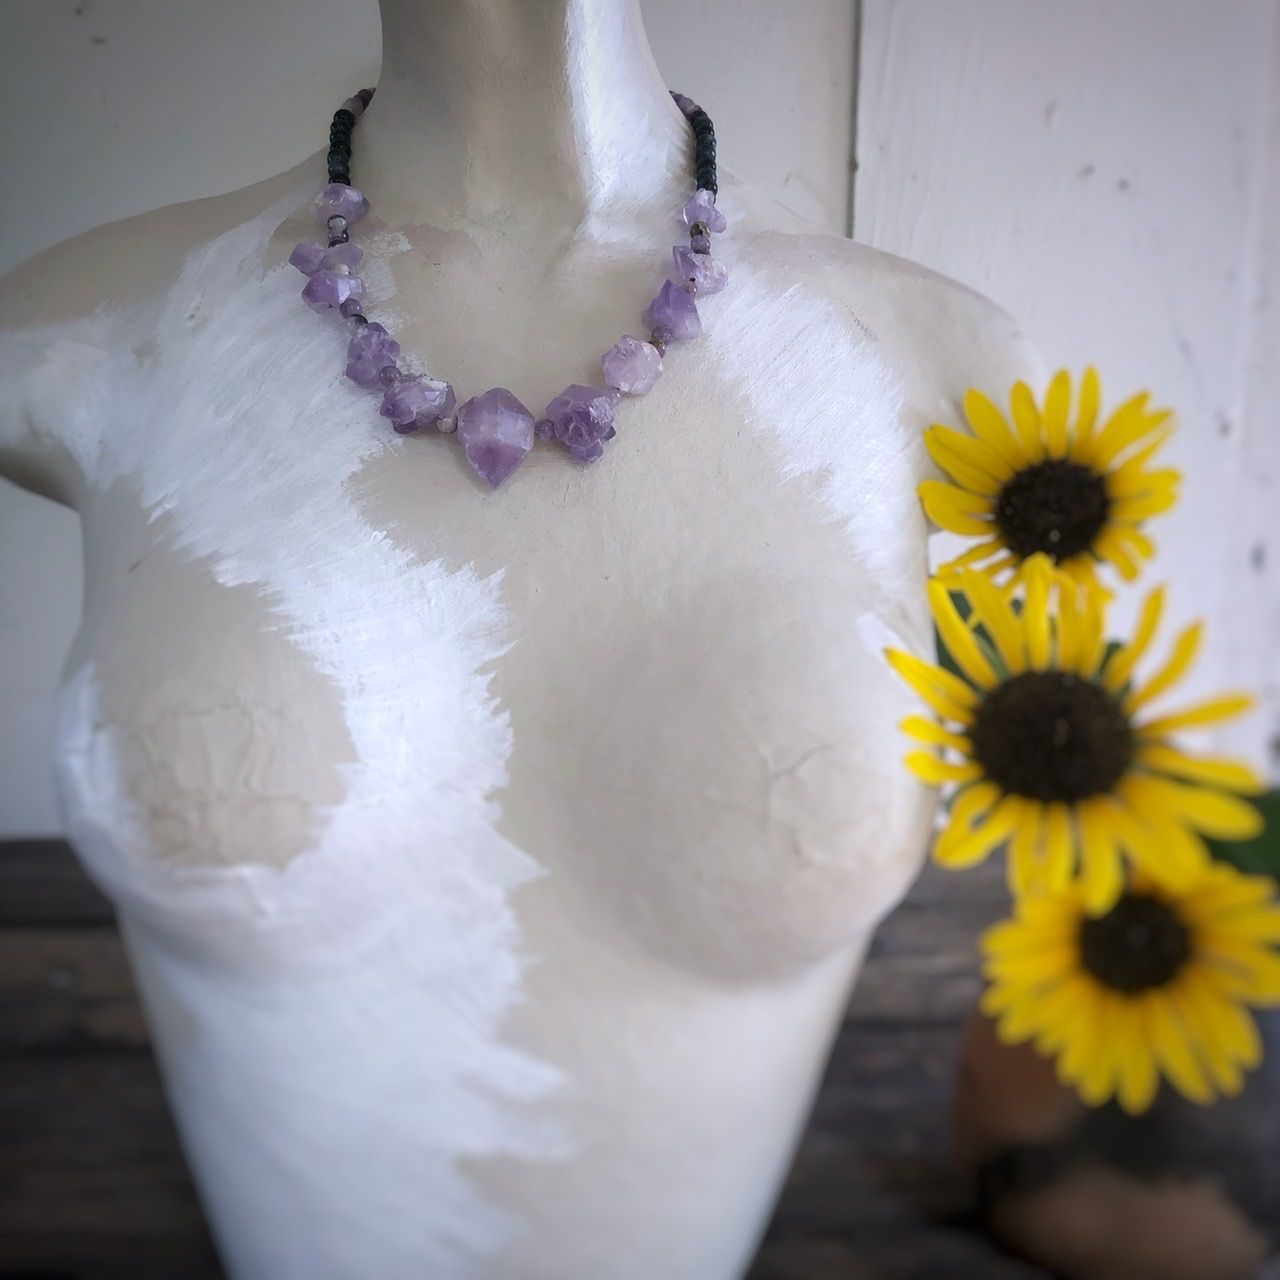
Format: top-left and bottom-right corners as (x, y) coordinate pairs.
(1, 1), (1276, 834)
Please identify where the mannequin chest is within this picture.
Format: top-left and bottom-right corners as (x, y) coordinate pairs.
(50, 209), (938, 974)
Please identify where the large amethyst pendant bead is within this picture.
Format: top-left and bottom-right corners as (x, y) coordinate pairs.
(345, 322), (401, 388)
(302, 269), (365, 313)
(671, 245), (728, 296)
(380, 375), (457, 434)
(543, 384), (621, 463)
(456, 388), (536, 487)
(315, 182), (370, 225)
(682, 188), (726, 233)
(643, 280), (701, 341)
(602, 336), (663, 395)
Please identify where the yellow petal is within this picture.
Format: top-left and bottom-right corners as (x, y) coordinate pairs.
(885, 648), (979, 710)
(1125, 621), (1203, 713)
(1022, 553), (1054, 669)
(1042, 369), (1072, 457)
(1043, 803), (1076, 890)
(1114, 1007), (1160, 1115)
(1136, 692), (1255, 737)
(1072, 366), (1102, 456)
(1009, 381), (1045, 461)
(935, 794), (1022, 868)
(1137, 744), (1265, 795)
(925, 426), (1012, 490)
(900, 715), (973, 754)
(1077, 799), (1125, 915)
(1123, 773), (1264, 841)
(963, 388), (1027, 469)
(906, 750), (983, 785)
(918, 480), (996, 536)
(1145, 995), (1214, 1105)
(928, 580), (999, 688)
(1111, 488), (1179, 521)
(950, 780), (1001, 830)
(1103, 585), (1166, 691)
(960, 571), (1026, 672)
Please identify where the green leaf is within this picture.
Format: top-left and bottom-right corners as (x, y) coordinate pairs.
(1207, 789), (1280, 883)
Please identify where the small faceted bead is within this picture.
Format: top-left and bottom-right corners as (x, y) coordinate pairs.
(602, 336), (662, 395)
(644, 280), (701, 341)
(327, 214), (349, 238)
(315, 183), (369, 225)
(380, 374), (456, 433)
(437, 415), (458, 435)
(341, 97), (365, 119)
(543, 384), (622, 463)
(345, 322), (399, 386)
(649, 324), (673, 354)
(378, 364), (402, 387)
(682, 189), (726, 233)
(289, 242), (326, 275)
(339, 296), (367, 319)
(302, 269), (364, 313)
(672, 245), (728, 296)
(690, 232), (711, 255)
(457, 388), (536, 487)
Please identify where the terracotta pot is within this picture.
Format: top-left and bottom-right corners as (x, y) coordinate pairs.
(952, 1009), (1280, 1280)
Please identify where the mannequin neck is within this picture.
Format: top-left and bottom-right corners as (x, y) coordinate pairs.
(365, 0), (689, 228)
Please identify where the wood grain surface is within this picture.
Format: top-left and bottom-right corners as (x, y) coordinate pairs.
(0, 839), (1055, 1279)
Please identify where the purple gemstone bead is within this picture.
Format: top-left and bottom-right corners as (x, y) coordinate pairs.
(671, 245), (728, 296)
(345, 322), (401, 388)
(682, 188), (726, 234)
(302, 269), (365, 313)
(602, 336), (663, 396)
(381, 375), (457, 434)
(456, 388), (536, 487)
(322, 241), (364, 272)
(315, 182), (370, 225)
(643, 280), (701, 341)
(690, 232), (712, 255)
(289, 242), (326, 275)
(543, 384), (621, 463)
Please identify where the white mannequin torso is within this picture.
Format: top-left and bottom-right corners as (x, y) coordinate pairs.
(0, 3), (1038, 1276)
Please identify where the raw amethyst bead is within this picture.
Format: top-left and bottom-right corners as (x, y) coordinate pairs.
(543, 384), (621, 463)
(456, 388), (536, 487)
(315, 183), (370, 225)
(345, 322), (401, 388)
(671, 245), (728, 295)
(644, 279), (701, 341)
(322, 241), (363, 272)
(602, 336), (662, 395)
(289, 242), (326, 275)
(380, 374), (456, 434)
(302, 269), (365, 313)
(682, 188), (726, 234)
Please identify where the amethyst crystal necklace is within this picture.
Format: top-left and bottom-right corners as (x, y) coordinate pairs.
(289, 88), (727, 488)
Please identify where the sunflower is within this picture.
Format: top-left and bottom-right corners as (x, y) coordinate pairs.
(919, 368), (1179, 593)
(981, 860), (1280, 1113)
(887, 554), (1263, 911)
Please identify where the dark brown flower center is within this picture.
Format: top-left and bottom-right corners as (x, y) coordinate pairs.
(1080, 892), (1192, 993)
(995, 459), (1110, 562)
(970, 670), (1134, 803)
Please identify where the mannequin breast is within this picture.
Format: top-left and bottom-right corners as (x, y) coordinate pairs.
(5, 171), (1038, 1277)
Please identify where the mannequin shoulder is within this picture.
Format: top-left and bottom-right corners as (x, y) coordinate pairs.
(0, 165), (308, 495)
(729, 190), (1043, 416)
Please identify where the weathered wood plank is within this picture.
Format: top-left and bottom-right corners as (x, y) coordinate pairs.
(0, 838), (115, 927)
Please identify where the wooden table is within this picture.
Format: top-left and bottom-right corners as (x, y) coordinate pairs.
(0, 839), (1063, 1278)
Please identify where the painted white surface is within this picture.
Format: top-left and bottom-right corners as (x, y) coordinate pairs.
(856, 0), (1280, 769)
(0, 0), (854, 835)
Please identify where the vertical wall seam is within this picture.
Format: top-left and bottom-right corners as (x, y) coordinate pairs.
(847, 0), (862, 239)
